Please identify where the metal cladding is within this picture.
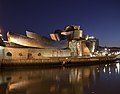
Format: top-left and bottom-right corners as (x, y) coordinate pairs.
(7, 32), (68, 48)
(61, 31), (73, 36)
(50, 25), (83, 41)
(50, 30), (66, 41)
(5, 25), (99, 57)
(54, 30), (66, 40)
(64, 25), (75, 32)
(26, 31), (53, 43)
(82, 42), (91, 56)
(63, 25), (83, 40)
(7, 32), (45, 48)
(26, 31), (68, 48)
(50, 34), (59, 41)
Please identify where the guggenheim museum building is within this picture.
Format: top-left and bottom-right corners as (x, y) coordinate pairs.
(0, 25), (99, 60)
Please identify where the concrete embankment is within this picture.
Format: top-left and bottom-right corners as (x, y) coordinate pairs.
(0, 56), (117, 68)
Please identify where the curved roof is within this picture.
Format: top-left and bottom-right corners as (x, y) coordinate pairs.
(7, 32), (68, 49)
(26, 31), (54, 43)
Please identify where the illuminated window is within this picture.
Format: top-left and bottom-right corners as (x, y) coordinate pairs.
(28, 53), (33, 59)
(38, 53), (41, 56)
(19, 53), (23, 56)
(28, 53), (32, 56)
(6, 52), (12, 56)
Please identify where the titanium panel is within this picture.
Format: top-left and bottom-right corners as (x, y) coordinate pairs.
(7, 32), (68, 49)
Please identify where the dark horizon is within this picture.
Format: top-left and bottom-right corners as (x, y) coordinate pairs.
(0, 0), (120, 47)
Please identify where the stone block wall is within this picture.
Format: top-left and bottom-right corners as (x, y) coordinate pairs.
(0, 47), (71, 60)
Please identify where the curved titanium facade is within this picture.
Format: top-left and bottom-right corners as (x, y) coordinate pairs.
(26, 31), (54, 44)
(26, 31), (68, 48)
(7, 32), (68, 48)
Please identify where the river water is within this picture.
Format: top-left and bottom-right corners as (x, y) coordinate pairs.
(0, 62), (120, 94)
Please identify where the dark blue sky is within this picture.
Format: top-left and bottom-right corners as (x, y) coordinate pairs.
(0, 0), (120, 47)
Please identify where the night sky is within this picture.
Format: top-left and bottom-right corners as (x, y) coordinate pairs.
(0, 0), (120, 47)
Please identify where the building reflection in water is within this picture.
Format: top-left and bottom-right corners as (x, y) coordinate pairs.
(116, 63), (120, 74)
(0, 62), (120, 94)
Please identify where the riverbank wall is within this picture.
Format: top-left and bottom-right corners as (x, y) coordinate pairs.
(0, 56), (117, 68)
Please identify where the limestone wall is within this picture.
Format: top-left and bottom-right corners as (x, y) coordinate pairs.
(0, 46), (4, 61)
(0, 46), (71, 60)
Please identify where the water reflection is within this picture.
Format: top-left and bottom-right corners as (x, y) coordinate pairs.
(0, 62), (120, 94)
